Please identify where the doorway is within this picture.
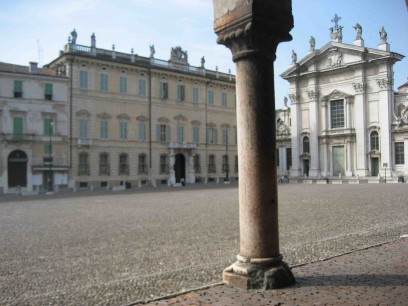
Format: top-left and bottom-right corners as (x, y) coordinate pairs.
(8, 150), (28, 187)
(303, 159), (310, 177)
(371, 157), (379, 176)
(175, 153), (186, 183)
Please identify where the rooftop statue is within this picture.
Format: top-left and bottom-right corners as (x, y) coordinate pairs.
(309, 36), (315, 51)
(149, 45), (155, 58)
(379, 26), (388, 43)
(353, 23), (363, 40)
(71, 29), (77, 45)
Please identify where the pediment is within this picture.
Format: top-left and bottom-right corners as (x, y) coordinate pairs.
(321, 89), (352, 102)
(174, 114), (187, 123)
(117, 113), (130, 120)
(280, 41), (398, 80)
(136, 115), (148, 122)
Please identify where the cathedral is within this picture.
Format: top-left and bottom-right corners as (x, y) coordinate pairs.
(280, 17), (407, 182)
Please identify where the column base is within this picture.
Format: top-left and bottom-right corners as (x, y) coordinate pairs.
(223, 255), (295, 290)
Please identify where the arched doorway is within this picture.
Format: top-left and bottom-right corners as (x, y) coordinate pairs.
(8, 150), (28, 187)
(175, 153), (186, 183)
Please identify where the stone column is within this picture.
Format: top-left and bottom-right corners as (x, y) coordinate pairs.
(213, 0), (295, 290)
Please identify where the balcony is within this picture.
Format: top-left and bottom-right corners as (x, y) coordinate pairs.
(1, 133), (35, 143)
(168, 142), (198, 149)
(78, 138), (92, 147)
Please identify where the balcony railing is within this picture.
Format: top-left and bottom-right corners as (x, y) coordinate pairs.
(78, 138), (92, 146)
(169, 142), (198, 149)
(1, 133), (35, 142)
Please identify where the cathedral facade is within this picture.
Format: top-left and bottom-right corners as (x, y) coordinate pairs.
(281, 19), (406, 181)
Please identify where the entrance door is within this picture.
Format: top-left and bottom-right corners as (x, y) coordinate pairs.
(332, 146), (345, 176)
(175, 153), (186, 183)
(8, 150), (28, 187)
(371, 158), (379, 176)
(303, 159), (309, 177)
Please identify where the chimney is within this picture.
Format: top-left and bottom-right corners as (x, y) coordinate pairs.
(29, 62), (38, 74)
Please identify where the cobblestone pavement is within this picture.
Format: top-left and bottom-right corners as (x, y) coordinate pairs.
(143, 238), (408, 306)
(1, 184), (408, 305)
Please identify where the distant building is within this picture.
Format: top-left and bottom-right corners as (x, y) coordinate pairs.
(46, 31), (237, 190)
(281, 17), (406, 180)
(0, 62), (69, 193)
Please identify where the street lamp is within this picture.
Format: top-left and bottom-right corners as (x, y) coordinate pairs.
(48, 121), (54, 193)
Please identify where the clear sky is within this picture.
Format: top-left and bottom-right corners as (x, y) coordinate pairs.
(0, 0), (407, 108)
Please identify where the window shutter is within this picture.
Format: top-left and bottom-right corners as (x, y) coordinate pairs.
(167, 126), (171, 142)
(156, 124), (160, 141)
(214, 129), (218, 144)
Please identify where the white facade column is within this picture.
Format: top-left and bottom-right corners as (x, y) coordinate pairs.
(354, 92), (368, 176)
(289, 96), (301, 177)
(309, 98), (320, 177)
(322, 140), (329, 176)
(187, 153), (195, 183)
(345, 140), (353, 176)
(169, 149), (176, 186)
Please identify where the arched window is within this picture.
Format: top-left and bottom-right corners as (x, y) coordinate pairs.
(303, 136), (310, 154)
(370, 131), (379, 151)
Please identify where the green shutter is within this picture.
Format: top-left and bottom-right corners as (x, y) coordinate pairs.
(156, 124), (160, 142)
(167, 126), (171, 143)
(13, 117), (23, 140)
(45, 83), (53, 95)
(14, 80), (22, 92)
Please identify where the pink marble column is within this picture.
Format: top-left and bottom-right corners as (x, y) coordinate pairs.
(213, 0), (295, 290)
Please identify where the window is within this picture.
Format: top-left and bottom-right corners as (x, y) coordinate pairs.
(44, 119), (54, 136)
(303, 137), (310, 154)
(139, 79), (146, 96)
(192, 126), (200, 143)
(194, 154), (201, 173)
(13, 80), (23, 98)
(222, 92), (228, 107)
(160, 82), (168, 99)
(13, 116), (24, 140)
(157, 124), (170, 143)
(207, 127), (218, 144)
(222, 155), (229, 173)
(208, 154), (216, 173)
(45, 83), (53, 100)
(119, 76), (127, 94)
(138, 122), (146, 141)
(99, 120), (108, 139)
(119, 121), (128, 140)
(235, 155), (238, 173)
(160, 154), (169, 174)
(99, 153), (110, 175)
(138, 153), (148, 174)
(79, 70), (88, 89)
(222, 128), (228, 145)
(192, 87), (199, 103)
(119, 153), (129, 175)
(100, 74), (108, 91)
(208, 89), (214, 105)
(79, 119), (89, 140)
(330, 99), (344, 129)
(286, 148), (292, 171)
(177, 125), (184, 143)
(177, 84), (185, 101)
(78, 152), (90, 175)
(395, 142), (404, 165)
(370, 131), (379, 151)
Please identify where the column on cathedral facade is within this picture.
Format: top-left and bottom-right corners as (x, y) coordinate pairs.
(213, 0), (295, 290)
(289, 92), (301, 177)
(308, 83), (320, 177)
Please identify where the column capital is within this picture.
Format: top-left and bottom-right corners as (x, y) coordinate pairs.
(213, 0), (293, 62)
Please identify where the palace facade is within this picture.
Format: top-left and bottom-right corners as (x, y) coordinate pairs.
(44, 31), (238, 191)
